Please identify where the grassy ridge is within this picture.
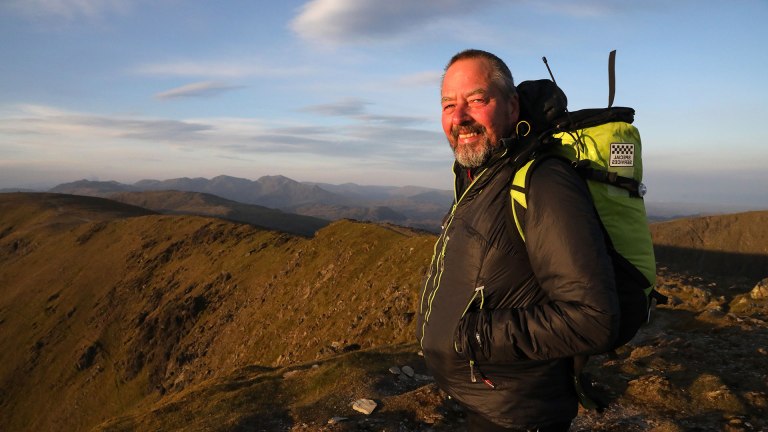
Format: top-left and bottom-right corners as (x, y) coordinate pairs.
(0, 193), (434, 431)
(110, 190), (330, 237)
(2, 193), (767, 431)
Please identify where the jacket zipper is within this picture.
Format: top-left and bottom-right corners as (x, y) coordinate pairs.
(419, 167), (489, 349)
(419, 148), (509, 352)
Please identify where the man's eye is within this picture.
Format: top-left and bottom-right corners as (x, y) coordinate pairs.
(443, 104), (455, 111)
(470, 98), (485, 104)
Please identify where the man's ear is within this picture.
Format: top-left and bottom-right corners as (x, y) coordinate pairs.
(509, 93), (520, 124)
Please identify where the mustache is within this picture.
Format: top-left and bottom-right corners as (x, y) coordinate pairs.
(451, 124), (486, 141)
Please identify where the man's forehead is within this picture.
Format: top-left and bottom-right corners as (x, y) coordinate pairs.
(442, 58), (494, 93)
(447, 57), (493, 77)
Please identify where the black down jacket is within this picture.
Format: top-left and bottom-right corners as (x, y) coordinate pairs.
(416, 145), (620, 428)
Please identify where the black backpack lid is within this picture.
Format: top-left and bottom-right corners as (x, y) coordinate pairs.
(553, 107), (635, 131)
(516, 79), (567, 134)
(517, 79), (634, 133)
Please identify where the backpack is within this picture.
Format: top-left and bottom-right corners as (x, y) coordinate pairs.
(510, 52), (667, 410)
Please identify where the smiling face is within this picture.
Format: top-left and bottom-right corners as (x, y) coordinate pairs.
(441, 57), (519, 168)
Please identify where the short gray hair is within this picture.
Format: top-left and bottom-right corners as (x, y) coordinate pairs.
(443, 49), (517, 99)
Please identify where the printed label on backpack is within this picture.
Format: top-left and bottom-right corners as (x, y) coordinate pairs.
(610, 143), (634, 167)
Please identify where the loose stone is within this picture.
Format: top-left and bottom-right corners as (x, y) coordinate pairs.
(352, 398), (377, 415)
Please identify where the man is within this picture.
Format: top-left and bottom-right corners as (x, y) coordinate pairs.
(417, 49), (620, 431)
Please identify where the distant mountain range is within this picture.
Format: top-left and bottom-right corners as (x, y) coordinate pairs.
(10, 174), (763, 231)
(47, 175), (453, 232)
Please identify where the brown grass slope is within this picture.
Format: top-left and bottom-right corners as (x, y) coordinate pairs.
(651, 210), (768, 280)
(109, 190), (330, 237)
(1, 195), (767, 432)
(0, 193), (434, 431)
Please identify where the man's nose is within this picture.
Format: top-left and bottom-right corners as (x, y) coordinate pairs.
(452, 103), (471, 125)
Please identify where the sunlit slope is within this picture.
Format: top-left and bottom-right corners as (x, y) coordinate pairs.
(0, 193), (434, 431)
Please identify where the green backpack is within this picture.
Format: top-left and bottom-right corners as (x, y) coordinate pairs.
(510, 52), (666, 409)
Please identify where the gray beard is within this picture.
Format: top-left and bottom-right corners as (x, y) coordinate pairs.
(452, 137), (494, 168)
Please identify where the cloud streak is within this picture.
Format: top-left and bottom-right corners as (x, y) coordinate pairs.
(395, 71), (443, 88)
(298, 99), (429, 126)
(0, 104), (445, 165)
(289, 0), (659, 46)
(154, 81), (244, 99)
(0, 104), (212, 143)
(532, 0), (663, 18)
(300, 98), (370, 116)
(290, 0), (497, 45)
(134, 60), (310, 79)
(3, 0), (135, 20)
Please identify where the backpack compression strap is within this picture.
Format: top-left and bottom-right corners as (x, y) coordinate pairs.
(572, 160), (644, 198)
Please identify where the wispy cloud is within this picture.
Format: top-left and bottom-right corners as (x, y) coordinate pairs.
(154, 81), (245, 100)
(3, 0), (135, 20)
(290, 0), (498, 45)
(0, 104), (442, 160)
(300, 98), (370, 116)
(357, 114), (429, 127)
(0, 103), (451, 188)
(134, 60), (309, 79)
(395, 71), (443, 88)
(532, 0), (662, 18)
(298, 98), (429, 126)
(289, 0), (658, 46)
(0, 104), (212, 143)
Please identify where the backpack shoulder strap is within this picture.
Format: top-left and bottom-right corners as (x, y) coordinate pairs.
(510, 159), (533, 243)
(510, 155), (564, 243)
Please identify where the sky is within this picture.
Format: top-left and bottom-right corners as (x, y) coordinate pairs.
(1, 0), (767, 208)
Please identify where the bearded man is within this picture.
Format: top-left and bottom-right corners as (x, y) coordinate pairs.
(417, 49), (620, 432)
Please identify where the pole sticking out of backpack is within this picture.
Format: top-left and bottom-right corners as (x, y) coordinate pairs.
(542, 56), (558, 85)
(608, 50), (616, 108)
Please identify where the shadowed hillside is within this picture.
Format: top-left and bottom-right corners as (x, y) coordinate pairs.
(110, 190), (330, 237)
(0, 194), (766, 431)
(651, 211), (768, 280)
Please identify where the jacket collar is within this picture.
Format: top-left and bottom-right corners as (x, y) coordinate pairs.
(452, 137), (519, 200)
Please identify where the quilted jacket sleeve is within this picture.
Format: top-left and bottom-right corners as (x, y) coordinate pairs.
(458, 158), (620, 363)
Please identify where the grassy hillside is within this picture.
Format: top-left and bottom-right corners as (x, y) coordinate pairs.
(1, 194), (766, 431)
(0, 193), (434, 431)
(110, 190), (330, 237)
(651, 210), (768, 279)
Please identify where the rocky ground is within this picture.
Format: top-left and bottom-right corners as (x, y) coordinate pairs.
(269, 268), (768, 432)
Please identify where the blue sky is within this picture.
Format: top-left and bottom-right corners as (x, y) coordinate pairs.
(1, 0), (766, 207)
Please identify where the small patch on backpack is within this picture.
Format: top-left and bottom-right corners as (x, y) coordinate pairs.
(610, 143), (634, 167)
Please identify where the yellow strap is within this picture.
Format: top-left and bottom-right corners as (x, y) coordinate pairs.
(510, 160), (534, 243)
